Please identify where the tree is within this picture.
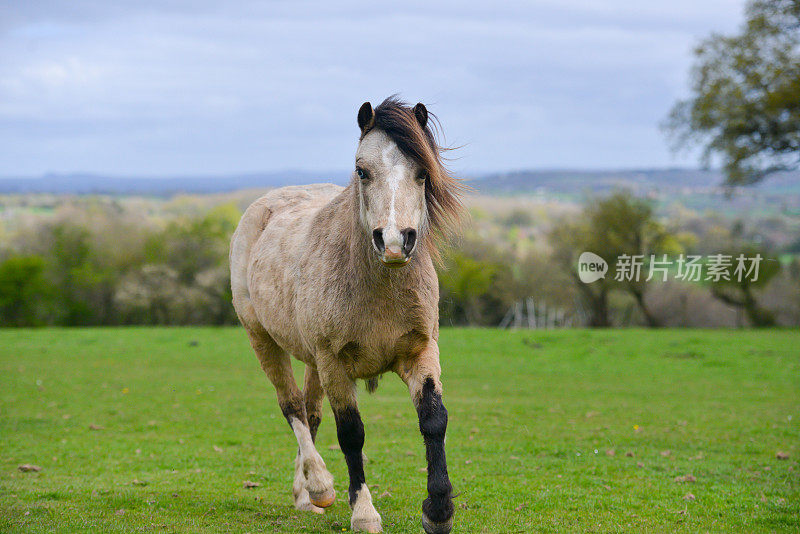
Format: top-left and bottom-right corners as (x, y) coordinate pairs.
(146, 203), (240, 285)
(438, 237), (517, 326)
(589, 192), (681, 327)
(550, 218), (612, 327)
(665, 0), (800, 186)
(551, 192), (680, 327)
(135, 203), (241, 325)
(707, 246), (781, 326)
(0, 255), (53, 326)
(47, 222), (121, 325)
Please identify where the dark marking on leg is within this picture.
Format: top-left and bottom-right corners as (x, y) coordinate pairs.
(279, 394), (306, 426)
(307, 413), (322, 442)
(303, 366), (324, 442)
(417, 377), (453, 525)
(334, 405), (366, 506)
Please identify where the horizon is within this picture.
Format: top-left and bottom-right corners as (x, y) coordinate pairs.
(0, 165), (748, 181)
(6, 167), (800, 198)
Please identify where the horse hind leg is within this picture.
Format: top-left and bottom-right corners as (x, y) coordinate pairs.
(246, 331), (335, 511)
(292, 365), (327, 513)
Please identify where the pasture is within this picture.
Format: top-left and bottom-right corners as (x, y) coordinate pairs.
(1, 328), (798, 532)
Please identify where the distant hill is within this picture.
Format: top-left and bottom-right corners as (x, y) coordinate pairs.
(0, 171), (350, 195)
(469, 168), (800, 195)
(0, 168), (797, 196)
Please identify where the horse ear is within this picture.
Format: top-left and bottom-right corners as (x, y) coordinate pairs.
(357, 102), (374, 133)
(413, 103), (428, 129)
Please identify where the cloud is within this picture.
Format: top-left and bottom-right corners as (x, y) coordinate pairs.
(0, 0), (747, 175)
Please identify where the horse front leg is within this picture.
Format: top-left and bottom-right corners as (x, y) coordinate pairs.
(319, 362), (382, 533)
(398, 341), (454, 534)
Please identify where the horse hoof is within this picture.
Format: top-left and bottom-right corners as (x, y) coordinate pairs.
(295, 501), (325, 514)
(308, 488), (336, 508)
(422, 513), (452, 534)
(351, 517), (383, 533)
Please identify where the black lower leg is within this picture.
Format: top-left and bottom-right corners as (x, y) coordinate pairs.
(334, 405), (366, 506)
(417, 377), (453, 524)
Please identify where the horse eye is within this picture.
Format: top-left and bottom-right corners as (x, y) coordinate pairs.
(356, 168), (368, 180)
(417, 171), (429, 183)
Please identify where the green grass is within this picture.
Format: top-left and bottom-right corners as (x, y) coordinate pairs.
(1, 328), (798, 533)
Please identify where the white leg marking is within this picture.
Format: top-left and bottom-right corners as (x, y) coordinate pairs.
(293, 451), (324, 513)
(290, 417), (334, 504)
(350, 483), (382, 533)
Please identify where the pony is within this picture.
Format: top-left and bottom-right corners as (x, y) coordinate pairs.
(230, 96), (465, 533)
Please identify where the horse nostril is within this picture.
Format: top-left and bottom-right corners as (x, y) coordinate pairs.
(401, 228), (417, 256)
(372, 228), (385, 253)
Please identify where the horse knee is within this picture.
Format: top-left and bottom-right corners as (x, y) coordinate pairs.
(279, 393), (306, 424)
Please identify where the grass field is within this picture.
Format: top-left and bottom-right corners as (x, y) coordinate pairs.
(1, 328), (798, 533)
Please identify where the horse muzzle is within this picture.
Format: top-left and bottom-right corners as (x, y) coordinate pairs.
(372, 227), (417, 267)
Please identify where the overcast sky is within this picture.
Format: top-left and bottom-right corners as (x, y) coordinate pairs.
(0, 0), (747, 176)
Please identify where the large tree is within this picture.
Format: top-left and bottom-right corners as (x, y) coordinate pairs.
(551, 191), (679, 327)
(665, 0), (800, 186)
(585, 192), (679, 327)
(550, 217), (612, 327)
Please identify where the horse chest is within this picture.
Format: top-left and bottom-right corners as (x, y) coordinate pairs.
(330, 317), (430, 378)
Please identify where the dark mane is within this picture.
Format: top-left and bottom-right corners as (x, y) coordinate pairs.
(365, 96), (467, 260)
